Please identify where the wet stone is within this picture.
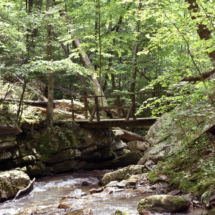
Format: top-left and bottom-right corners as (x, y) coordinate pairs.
(67, 189), (83, 198)
(106, 181), (118, 187)
(58, 203), (70, 209)
(181, 193), (194, 202)
(89, 188), (97, 194)
(65, 208), (93, 215)
(128, 178), (137, 186)
(115, 210), (130, 215)
(138, 187), (154, 194)
(168, 189), (182, 196)
(82, 181), (92, 186)
(95, 187), (103, 192)
(117, 182), (127, 188)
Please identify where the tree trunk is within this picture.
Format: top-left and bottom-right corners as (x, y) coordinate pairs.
(46, 0), (54, 130)
(53, 31), (91, 96)
(185, 0), (215, 66)
(54, 0), (108, 106)
(130, 0), (141, 93)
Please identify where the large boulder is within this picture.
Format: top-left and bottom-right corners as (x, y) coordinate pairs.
(137, 195), (190, 213)
(101, 165), (145, 185)
(0, 170), (32, 202)
(138, 105), (215, 164)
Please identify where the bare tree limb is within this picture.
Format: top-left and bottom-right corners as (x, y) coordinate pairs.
(14, 178), (35, 200)
(182, 68), (215, 82)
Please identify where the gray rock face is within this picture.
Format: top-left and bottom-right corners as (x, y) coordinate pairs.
(138, 104), (215, 164)
(0, 170), (31, 202)
(101, 165), (145, 185)
(137, 195), (190, 213)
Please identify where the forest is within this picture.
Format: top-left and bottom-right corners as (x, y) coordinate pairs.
(1, 0), (215, 215)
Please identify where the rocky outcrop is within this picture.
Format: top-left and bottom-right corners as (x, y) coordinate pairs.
(137, 195), (190, 213)
(0, 170), (32, 202)
(138, 104), (215, 164)
(0, 119), (141, 176)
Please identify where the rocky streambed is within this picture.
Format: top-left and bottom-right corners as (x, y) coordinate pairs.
(0, 169), (208, 215)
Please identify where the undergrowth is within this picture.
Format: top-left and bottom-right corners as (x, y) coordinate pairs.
(148, 133), (215, 195)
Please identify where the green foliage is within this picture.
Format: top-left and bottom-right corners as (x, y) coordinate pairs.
(148, 133), (215, 195)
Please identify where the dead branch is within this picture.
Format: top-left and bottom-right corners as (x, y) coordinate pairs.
(14, 178), (35, 200)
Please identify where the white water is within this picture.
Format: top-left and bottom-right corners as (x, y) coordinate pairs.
(0, 172), (207, 215)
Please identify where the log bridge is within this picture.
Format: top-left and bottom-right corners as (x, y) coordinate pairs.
(71, 92), (162, 128)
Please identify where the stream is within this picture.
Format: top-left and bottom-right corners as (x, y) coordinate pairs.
(0, 171), (207, 215)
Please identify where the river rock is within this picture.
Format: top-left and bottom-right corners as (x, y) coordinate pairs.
(138, 187), (154, 194)
(106, 181), (118, 187)
(65, 208), (93, 215)
(117, 180), (128, 188)
(167, 189), (182, 196)
(101, 165), (145, 185)
(67, 189), (82, 198)
(115, 210), (130, 215)
(0, 170), (31, 202)
(137, 195), (190, 213)
(181, 193), (194, 202)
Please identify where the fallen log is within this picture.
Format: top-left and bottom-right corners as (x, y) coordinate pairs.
(112, 127), (146, 142)
(0, 98), (55, 108)
(14, 177), (35, 200)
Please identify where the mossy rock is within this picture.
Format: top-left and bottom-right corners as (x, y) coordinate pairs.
(0, 170), (31, 202)
(101, 164), (145, 185)
(26, 163), (46, 176)
(137, 195), (190, 213)
(115, 210), (130, 215)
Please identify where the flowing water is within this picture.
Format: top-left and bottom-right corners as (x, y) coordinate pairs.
(0, 171), (207, 215)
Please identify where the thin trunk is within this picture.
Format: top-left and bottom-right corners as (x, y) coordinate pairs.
(102, 73), (108, 91)
(130, 0), (142, 93)
(17, 77), (47, 101)
(98, 0), (103, 105)
(111, 74), (115, 91)
(108, 6), (115, 92)
(46, 0), (54, 130)
(17, 78), (27, 125)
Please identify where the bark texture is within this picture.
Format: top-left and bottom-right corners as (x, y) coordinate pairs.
(130, 0), (142, 93)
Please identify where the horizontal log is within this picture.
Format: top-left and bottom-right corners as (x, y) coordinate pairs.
(80, 106), (130, 111)
(77, 91), (163, 99)
(0, 98), (55, 108)
(112, 127), (146, 142)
